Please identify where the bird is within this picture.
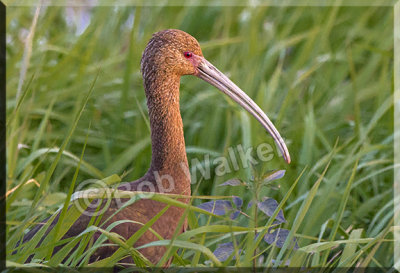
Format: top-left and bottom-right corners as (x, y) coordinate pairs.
(18, 29), (290, 267)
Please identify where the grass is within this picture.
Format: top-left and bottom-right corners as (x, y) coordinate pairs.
(5, 3), (395, 269)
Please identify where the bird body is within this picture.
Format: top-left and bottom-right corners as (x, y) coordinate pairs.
(20, 29), (290, 266)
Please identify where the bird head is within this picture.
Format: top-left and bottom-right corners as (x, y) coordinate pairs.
(141, 29), (291, 164)
(141, 29), (204, 76)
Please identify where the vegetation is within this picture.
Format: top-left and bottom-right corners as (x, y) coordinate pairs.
(6, 4), (394, 269)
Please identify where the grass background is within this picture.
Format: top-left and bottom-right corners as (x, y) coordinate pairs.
(5, 3), (395, 268)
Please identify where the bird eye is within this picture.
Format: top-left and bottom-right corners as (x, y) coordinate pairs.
(184, 51), (192, 58)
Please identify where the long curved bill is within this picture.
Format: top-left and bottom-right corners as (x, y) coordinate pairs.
(196, 58), (291, 164)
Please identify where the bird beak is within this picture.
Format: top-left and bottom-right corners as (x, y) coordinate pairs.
(196, 58), (291, 164)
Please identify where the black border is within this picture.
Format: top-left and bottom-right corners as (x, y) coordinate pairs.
(3, 267), (398, 272)
(0, 1), (6, 271)
(0, 3), (396, 272)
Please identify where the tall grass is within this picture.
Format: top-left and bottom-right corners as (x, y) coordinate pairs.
(6, 4), (394, 268)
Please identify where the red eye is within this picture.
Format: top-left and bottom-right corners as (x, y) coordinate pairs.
(184, 51), (192, 58)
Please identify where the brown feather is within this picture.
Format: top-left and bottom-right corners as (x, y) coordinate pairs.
(21, 29), (204, 266)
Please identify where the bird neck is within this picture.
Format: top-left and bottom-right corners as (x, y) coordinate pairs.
(144, 74), (190, 194)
